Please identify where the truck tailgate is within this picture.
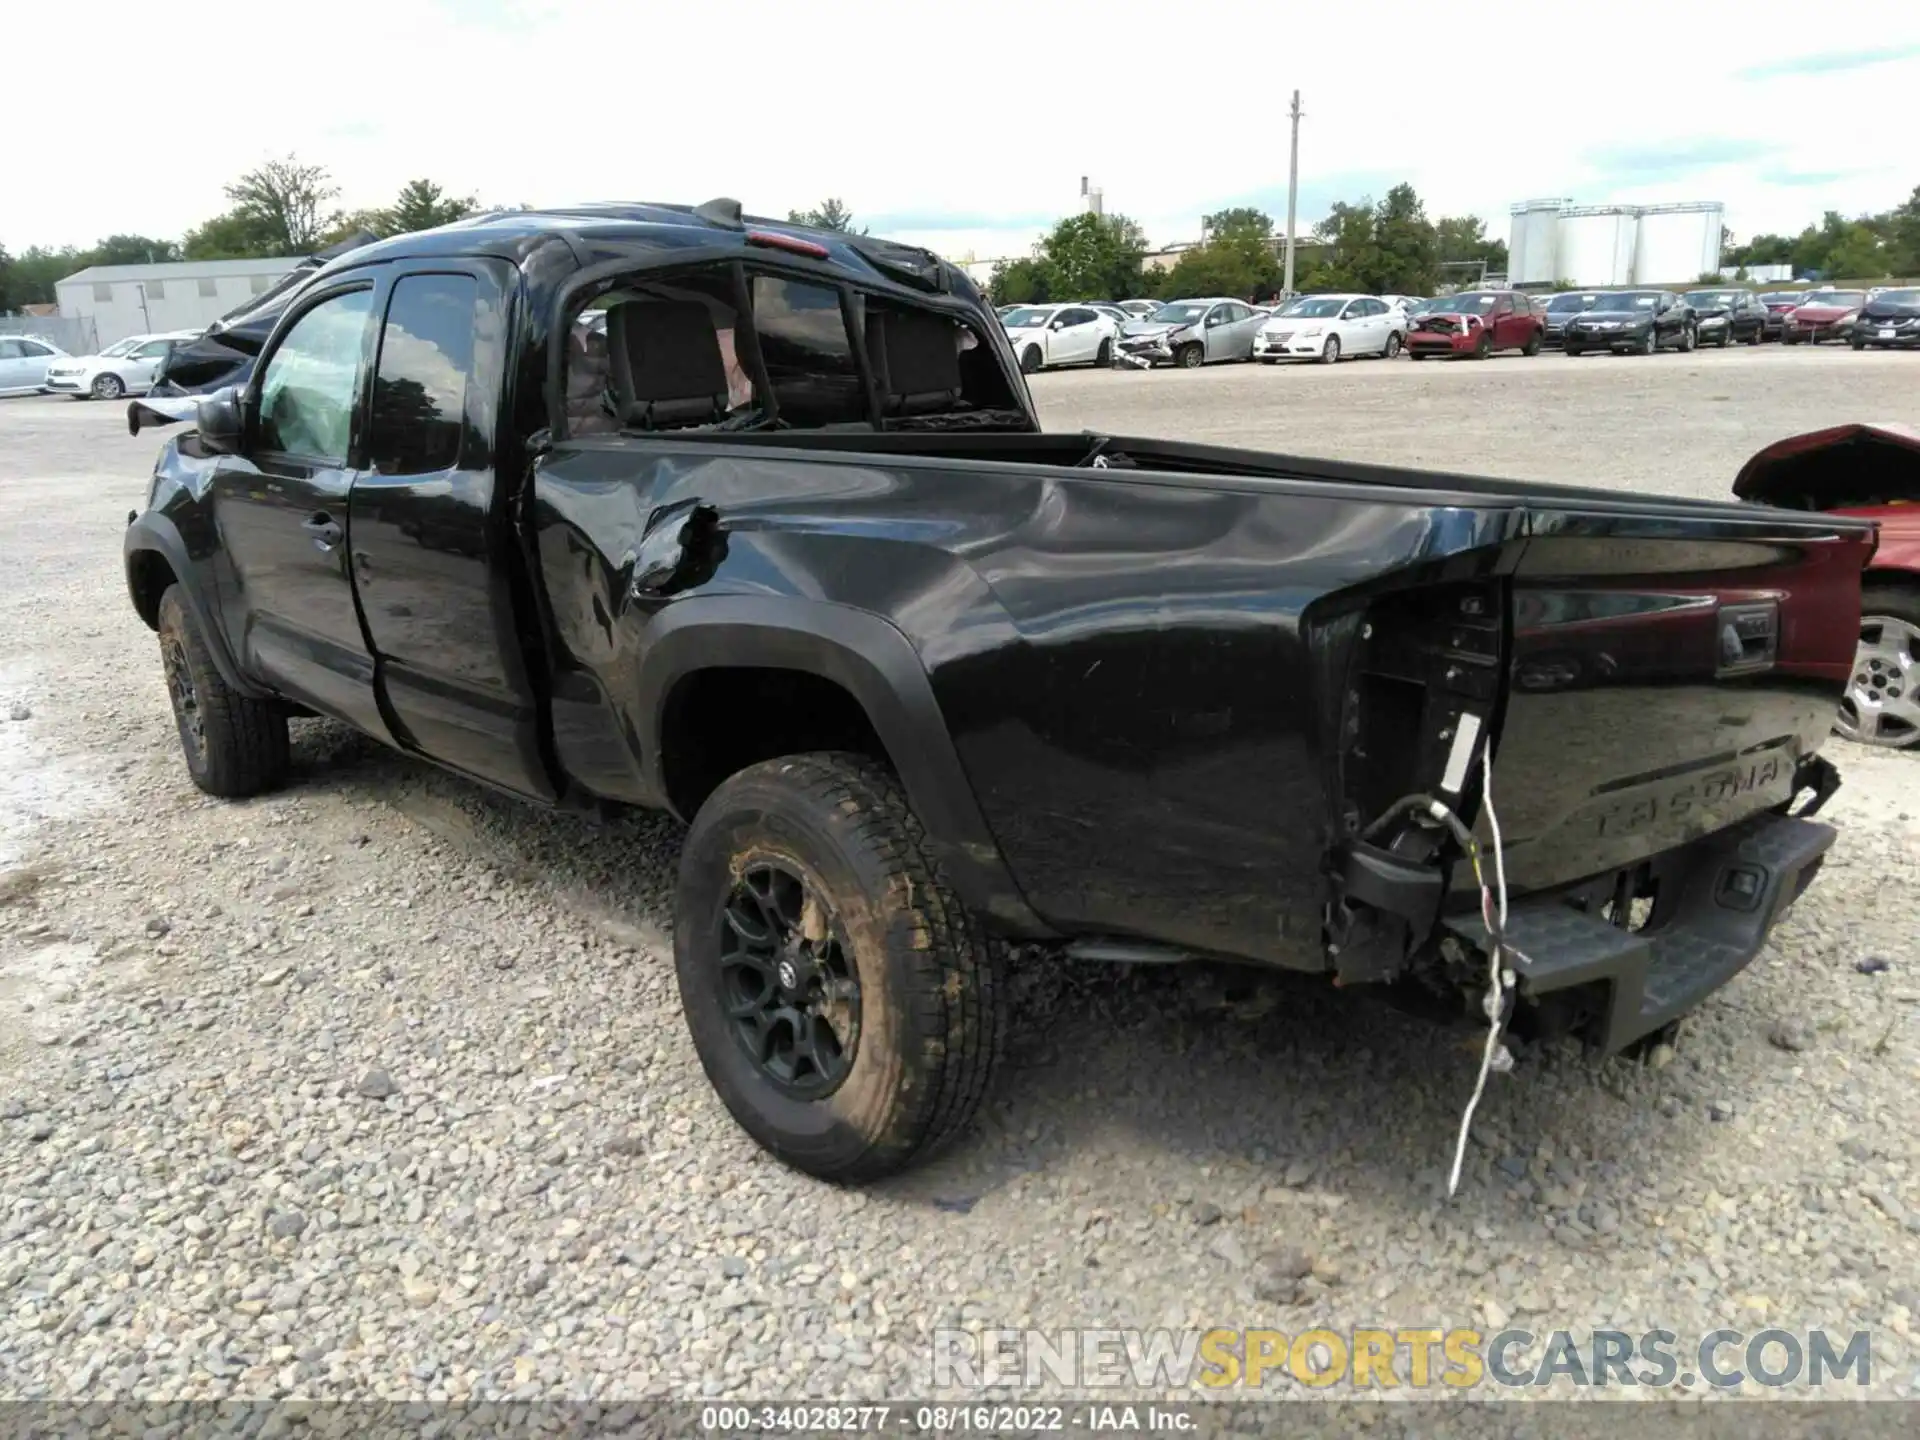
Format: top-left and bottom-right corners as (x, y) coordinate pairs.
(1488, 509), (1875, 895)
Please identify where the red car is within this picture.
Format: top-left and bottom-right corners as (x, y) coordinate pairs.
(1734, 422), (1920, 748)
(1781, 290), (1867, 345)
(1405, 290), (1545, 360)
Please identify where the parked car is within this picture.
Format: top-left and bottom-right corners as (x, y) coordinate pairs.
(1116, 299), (1160, 321)
(1253, 293), (1405, 363)
(1000, 304), (1119, 372)
(1757, 292), (1807, 340)
(1117, 298), (1263, 368)
(0, 335), (68, 396)
(1850, 288), (1920, 350)
(124, 199), (1871, 1181)
(1681, 287), (1767, 347)
(1540, 292), (1606, 349)
(42, 331), (198, 399)
(1782, 291), (1867, 345)
(1083, 301), (1137, 331)
(1734, 423), (1920, 748)
(1562, 292), (1696, 356)
(1404, 291), (1544, 360)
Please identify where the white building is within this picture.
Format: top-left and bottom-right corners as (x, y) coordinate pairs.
(55, 257), (305, 348)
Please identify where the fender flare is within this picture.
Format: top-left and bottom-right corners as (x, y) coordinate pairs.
(123, 513), (271, 699)
(635, 594), (1053, 938)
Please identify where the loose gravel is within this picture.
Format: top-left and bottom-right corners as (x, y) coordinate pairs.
(2, 348), (1919, 1405)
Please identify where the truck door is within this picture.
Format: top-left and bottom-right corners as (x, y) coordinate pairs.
(208, 280), (391, 738)
(346, 263), (556, 801)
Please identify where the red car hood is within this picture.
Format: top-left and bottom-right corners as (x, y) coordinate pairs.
(1789, 303), (1855, 321)
(1413, 311), (1485, 329)
(1733, 422), (1920, 572)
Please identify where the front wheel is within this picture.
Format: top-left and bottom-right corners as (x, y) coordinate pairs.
(1176, 343), (1204, 369)
(157, 586), (289, 797)
(1094, 338), (1112, 367)
(1639, 330), (1657, 356)
(1837, 589), (1920, 749)
(1564, 345), (1584, 357)
(1473, 331), (1491, 359)
(90, 373), (125, 400)
(1320, 335), (1341, 364)
(1850, 334), (1867, 351)
(674, 753), (1005, 1181)
(1679, 325), (1697, 353)
(1715, 331), (1730, 348)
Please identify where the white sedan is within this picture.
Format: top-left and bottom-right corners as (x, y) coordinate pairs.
(41, 330), (198, 400)
(1000, 304), (1120, 373)
(0, 335), (70, 395)
(1253, 294), (1405, 363)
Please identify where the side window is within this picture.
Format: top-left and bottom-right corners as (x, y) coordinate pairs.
(19, 341), (53, 357)
(133, 340), (171, 359)
(1203, 307), (1224, 328)
(369, 273), (478, 476)
(257, 288), (375, 461)
(1494, 295), (1514, 315)
(750, 276), (861, 426)
(1055, 308), (1092, 328)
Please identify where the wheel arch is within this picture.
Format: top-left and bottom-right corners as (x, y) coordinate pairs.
(123, 514), (269, 698)
(635, 595), (1052, 937)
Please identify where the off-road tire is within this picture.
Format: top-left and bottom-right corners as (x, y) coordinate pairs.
(157, 585), (289, 797)
(674, 753), (1005, 1182)
(1176, 343), (1204, 369)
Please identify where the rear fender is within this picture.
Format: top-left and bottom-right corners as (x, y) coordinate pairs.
(633, 595), (1051, 937)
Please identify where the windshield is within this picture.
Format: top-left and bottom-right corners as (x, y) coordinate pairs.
(1872, 289), (1920, 306)
(1546, 294), (1602, 312)
(1149, 303), (1210, 325)
(1000, 307), (1055, 328)
(1801, 291), (1865, 307)
(1279, 298), (1348, 319)
(1407, 297), (1442, 314)
(1684, 291), (1741, 309)
(1594, 292), (1660, 310)
(99, 338), (142, 357)
(1436, 293), (1499, 313)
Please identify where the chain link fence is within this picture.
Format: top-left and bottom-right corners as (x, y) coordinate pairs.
(0, 315), (100, 355)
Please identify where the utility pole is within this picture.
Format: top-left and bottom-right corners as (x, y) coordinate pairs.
(1282, 90), (1303, 296)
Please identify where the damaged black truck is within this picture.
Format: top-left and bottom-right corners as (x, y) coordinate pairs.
(124, 202), (1875, 1181)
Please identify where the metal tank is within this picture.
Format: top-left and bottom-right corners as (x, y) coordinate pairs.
(1509, 200), (1569, 286)
(1557, 207), (1640, 287)
(1632, 202), (1725, 285)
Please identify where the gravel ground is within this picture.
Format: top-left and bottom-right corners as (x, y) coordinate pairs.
(2, 347), (1918, 1407)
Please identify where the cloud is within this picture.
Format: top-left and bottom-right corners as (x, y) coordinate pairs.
(1735, 42), (1920, 79)
(862, 208), (1059, 233)
(1583, 137), (1777, 178)
(1758, 168), (1854, 189)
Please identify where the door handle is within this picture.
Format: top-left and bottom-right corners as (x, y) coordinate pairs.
(302, 513), (344, 548)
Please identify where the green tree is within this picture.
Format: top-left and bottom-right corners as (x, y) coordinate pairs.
(1824, 223), (1888, 279)
(1034, 212), (1149, 300)
(788, 198), (863, 233)
(320, 209), (393, 247)
(988, 256), (1051, 305)
(91, 234), (181, 266)
(181, 209), (287, 260)
(1155, 207), (1281, 300)
(1435, 214), (1508, 277)
(2, 246), (84, 307)
(387, 179), (478, 235)
(223, 155), (340, 253)
(1887, 185), (1920, 275)
(0, 244), (12, 313)
(1308, 200), (1381, 291)
(1370, 184), (1440, 294)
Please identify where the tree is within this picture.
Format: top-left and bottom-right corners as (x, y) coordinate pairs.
(1369, 184), (1440, 295)
(90, 234), (181, 266)
(387, 179), (478, 235)
(223, 155), (340, 253)
(988, 257), (1051, 305)
(320, 209), (393, 247)
(788, 198), (863, 233)
(1435, 214), (1508, 278)
(1888, 185), (1920, 275)
(1824, 222), (1889, 280)
(181, 209), (287, 261)
(0, 244), (12, 314)
(1035, 212), (1149, 300)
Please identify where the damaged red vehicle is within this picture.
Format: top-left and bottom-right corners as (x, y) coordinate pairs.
(1735, 422), (1920, 748)
(1405, 290), (1544, 360)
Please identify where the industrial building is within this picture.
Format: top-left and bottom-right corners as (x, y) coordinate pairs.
(1508, 200), (1725, 288)
(54, 256), (305, 349)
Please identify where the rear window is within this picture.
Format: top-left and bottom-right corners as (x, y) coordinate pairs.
(750, 276), (863, 427)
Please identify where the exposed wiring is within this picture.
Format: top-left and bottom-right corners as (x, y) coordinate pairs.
(1445, 758), (1515, 1199)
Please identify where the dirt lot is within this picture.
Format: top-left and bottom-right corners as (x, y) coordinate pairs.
(2, 346), (1918, 1407)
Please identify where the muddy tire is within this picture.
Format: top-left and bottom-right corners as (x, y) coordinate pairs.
(673, 753), (1004, 1181)
(157, 585), (288, 797)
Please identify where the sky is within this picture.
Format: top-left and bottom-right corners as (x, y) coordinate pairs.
(5, 0), (1918, 263)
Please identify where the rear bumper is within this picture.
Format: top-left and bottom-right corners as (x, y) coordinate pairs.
(1444, 810), (1833, 1053)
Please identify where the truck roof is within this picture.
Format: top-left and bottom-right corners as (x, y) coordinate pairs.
(320, 199), (981, 302)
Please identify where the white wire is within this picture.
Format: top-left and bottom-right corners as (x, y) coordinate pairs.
(1446, 754), (1511, 1199)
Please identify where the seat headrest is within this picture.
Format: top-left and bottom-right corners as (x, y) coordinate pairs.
(605, 300), (730, 428)
(866, 309), (962, 414)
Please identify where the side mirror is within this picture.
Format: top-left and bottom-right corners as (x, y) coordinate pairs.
(195, 386), (245, 455)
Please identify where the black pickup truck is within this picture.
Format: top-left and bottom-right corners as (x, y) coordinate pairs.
(124, 201), (1875, 1181)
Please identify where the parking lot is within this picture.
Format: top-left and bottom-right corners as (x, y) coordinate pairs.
(2, 345), (1918, 1405)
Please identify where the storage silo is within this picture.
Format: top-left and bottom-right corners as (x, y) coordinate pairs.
(1557, 206), (1640, 287)
(1509, 200), (1568, 286)
(1632, 202), (1725, 284)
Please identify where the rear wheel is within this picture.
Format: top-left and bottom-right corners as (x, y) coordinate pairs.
(673, 753), (1005, 1180)
(1382, 332), (1401, 359)
(1176, 343), (1204, 369)
(157, 586), (289, 797)
(1639, 330), (1657, 356)
(1746, 327), (1762, 346)
(1678, 325), (1697, 353)
(1320, 335), (1341, 364)
(1715, 330), (1730, 348)
(1094, 338), (1112, 368)
(1837, 589), (1920, 749)
(1521, 329), (1543, 357)
(1564, 344), (1583, 357)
